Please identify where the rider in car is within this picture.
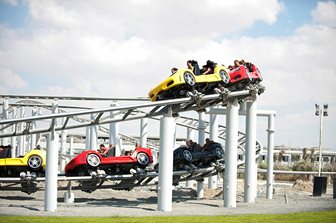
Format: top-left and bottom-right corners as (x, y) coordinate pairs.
(99, 144), (110, 157)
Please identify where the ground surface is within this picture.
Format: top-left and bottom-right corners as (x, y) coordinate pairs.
(0, 179), (335, 216)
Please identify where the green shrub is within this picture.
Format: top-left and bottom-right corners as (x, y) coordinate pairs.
(292, 161), (316, 171)
(323, 164), (336, 172)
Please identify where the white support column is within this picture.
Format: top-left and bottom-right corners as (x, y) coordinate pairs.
(11, 107), (17, 157)
(2, 98), (9, 146)
(45, 100), (60, 211)
(60, 128), (67, 174)
(209, 111), (219, 189)
(45, 128), (59, 212)
(30, 108), (38, 149)
(109, 103), (121, 156)
(85, 126), (90, 150)
(198, 112), (206, 145)
(157, 111), (175, 212)
(140, 118), (148, 147)
(18, 107), (25, 156)
(197, 179), (205, 199)
(69, 136), (74, 156)
(266, 114), (275, 199)
(186, 127), (195, 188)
(244, 100), (257, 203)
(224, 98), (239, 208)
(90, 114), (98, 151)
(187, 127), (195, 141)
(197, 111), (206, 198)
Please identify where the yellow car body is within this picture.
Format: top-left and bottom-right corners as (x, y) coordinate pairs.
(0, 148), (46, 176)
(148, 65), (230, 101)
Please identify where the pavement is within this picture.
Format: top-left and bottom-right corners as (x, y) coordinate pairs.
(0, 179), (335, 217)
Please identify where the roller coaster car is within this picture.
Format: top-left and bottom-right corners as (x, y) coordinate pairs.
(148, 65), (230, 101)
(173, 142), (224, 170)
(228, 63), (263, 91)
(0, 145), (46, 177)
(65, 147), (154, 176)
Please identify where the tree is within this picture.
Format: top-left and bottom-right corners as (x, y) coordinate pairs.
(303, 148), (308, 161)
(310, 147), (316, 163)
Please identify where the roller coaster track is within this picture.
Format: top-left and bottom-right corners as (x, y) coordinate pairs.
(0, 85), (264, 193)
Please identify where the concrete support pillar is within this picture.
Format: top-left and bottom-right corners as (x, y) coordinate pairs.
(224, 98), (239, 208)
(186, 127), (195, 188)
(197, 179), (205, 199)
(140, 118), (148, 147)
(197, 111), (206, 199)
(266, 114), (275, 199)
(209, 111), (219, 189)
(45, 99), (60, 212)
(244, 100), (257, 203)
(45, 128), (59, 212)
(11, 107), (17, 158)
(30, 108), (38, 149)
(2, 98), (9, 146)
(187, 127), (195, 141)
(90, 114), (98, 151)
(157, 111), (175, 212)
(110, 103), (121, 156)
(198, 112), (206, 145)
(60, 129), (67, 173)
(69, 137), (74, 156)
(18, 107), (25, 156)
(85, 126), (90, 150)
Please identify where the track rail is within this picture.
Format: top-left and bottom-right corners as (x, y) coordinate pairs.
(0, 87), (261, 138)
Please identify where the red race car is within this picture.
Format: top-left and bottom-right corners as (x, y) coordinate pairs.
(65, 147), (153, 176)
(228, 63), (262, 91)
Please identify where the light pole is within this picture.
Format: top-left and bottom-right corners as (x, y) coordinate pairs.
(315, 104), (328, 177)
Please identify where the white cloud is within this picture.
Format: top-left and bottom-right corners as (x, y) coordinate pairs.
(4, 0), (18, 5)
(29, 0), (78, 28)
(0, 0), (336, 148)
(0, 68), (27, 93)
(311, 1), (336, 27)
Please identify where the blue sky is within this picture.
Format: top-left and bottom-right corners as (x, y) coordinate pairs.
(0, 0), (335, 150)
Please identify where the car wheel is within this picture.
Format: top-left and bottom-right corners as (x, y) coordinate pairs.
(86, 153), (100, 167)
(27, 155), (43, 170)
(183, 72), (196, 86)
(219, 69), (230, 84)
(136, 152), (150, 167)
(212, 146), (224, 159)
(182, 149), (193, 163)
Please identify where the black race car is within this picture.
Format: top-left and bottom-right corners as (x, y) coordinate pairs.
(173, 141), (224, 170)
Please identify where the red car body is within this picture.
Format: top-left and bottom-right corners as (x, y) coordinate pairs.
(228, 63), (262, 89)
(65, 147), (153, 175)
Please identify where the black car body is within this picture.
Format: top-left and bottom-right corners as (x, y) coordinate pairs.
(173, 142), (224, 170)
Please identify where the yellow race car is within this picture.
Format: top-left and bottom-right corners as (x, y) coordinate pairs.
(0, 145), (46, 177)
(148, 64), (230, 101)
